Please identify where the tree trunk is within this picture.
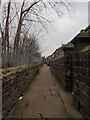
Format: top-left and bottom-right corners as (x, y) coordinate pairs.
(13, 1), (25, 65)
(14, 1), (25, 49)
(14, 14), (23, 49)
(5, 1), (11, 67)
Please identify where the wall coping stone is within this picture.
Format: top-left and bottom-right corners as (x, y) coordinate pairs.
(71, 36), (90, 45)
(63, 43), (74, 51)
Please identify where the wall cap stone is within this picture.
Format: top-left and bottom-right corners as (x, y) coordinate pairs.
(63, 43), (74, 51)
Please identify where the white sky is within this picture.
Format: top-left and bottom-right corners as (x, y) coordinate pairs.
(40, 2), (88, 57)
(0, 1), (89, 57)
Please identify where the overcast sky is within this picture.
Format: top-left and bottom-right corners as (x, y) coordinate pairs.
(0, 1), (89, 58)
(40, 2), (88, 57)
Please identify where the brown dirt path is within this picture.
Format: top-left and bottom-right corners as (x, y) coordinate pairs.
(8, 64), (73, 118)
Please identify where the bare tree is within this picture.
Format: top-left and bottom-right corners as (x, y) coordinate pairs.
(2, 0), (72, 48)
(13, 0), (72, 49)
(1, 1), (11, 67)
(1, 0), (72, 67)
(5, 1), (11, 64)
(5, 1), (11, 46)
(20, 30), (40, 54)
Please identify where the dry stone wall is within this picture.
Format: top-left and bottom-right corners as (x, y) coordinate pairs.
(50, 57), (65, 87)
(2, 63), (42, 119)
(50, 43), (74, 91)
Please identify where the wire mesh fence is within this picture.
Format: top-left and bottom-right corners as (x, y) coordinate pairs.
(0, 37), (2, 69)
(0, 37), (40, 68)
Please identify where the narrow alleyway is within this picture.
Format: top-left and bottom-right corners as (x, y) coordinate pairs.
(7, 64), (82, 118)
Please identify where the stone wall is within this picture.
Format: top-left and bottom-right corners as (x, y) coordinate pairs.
(50, 43), (74, 91)
(2, 63), (42, 119)
(50, 57), (65, 87)
(49, 38), (90, 118)
(72, 38), (90, 118)
(63, 44), (74, 91)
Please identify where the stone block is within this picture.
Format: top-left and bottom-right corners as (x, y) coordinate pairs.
(80, 68), (86, 75)
(75, 60), (80, 66)
(87, 68), (90, 77)
(80, 92), (90, 116)
(79, 60), (83, 67)
(2, 64), (42, 119)
(74, 53), (79, 58)
(73, 94), (80, 110)
(74, 67), (79, 73)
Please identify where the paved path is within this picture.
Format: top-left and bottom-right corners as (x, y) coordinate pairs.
(8, 64), (75, 118)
